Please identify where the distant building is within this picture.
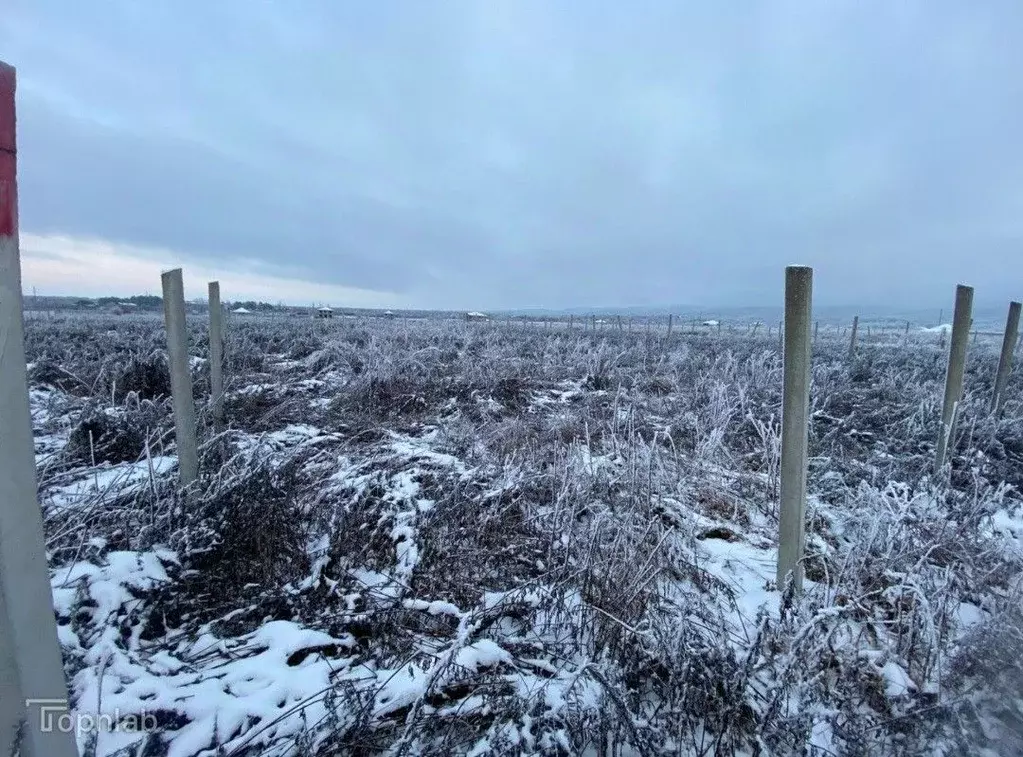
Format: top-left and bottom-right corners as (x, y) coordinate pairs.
(316, 307), (334, 319)
(232, 307), (251, 314)
(109, 301), (138, 315)
(465, 311), (489, 321)
(384, 310), (396, 319)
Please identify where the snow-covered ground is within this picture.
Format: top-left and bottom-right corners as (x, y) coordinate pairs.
(21, 313), (1023, 756)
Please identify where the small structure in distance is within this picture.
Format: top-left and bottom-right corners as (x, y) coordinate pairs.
(465, 311), (489, 322)
(232, 306), (251, 315)
(316, 307), (334, 319)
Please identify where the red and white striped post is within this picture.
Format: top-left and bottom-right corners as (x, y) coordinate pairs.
(0, 62), (79, 756)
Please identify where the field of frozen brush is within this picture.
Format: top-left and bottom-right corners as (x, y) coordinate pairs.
(22, 313), (1023, 756)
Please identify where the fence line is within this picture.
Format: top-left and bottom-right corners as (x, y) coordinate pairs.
(3, 52), (1021, 743)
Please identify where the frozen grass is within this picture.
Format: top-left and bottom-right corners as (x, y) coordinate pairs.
(22, 313), (1023, 756)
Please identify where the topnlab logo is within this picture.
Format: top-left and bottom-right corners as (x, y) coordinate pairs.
(24, 699), (158, 737)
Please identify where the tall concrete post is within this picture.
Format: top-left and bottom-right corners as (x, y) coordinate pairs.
(990, 301), (1021, 417)
(666, 313), (673, 339)
(162, 269), (199, 485)
(208, 281), (225, 432)
(777, 265), (813, 593)
(848, 316), (859, 360)
(0, 61), (78, 757)
(935, 285), (974, 473)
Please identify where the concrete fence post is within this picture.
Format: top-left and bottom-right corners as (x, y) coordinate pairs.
(208, 281), (225, 433)
(162, 268), (199, 485)
(813, 320), (819, 342)
(935, 284), (974, 473)
(778, 320), (784, 352)
(777, 265), (813, 593)
(0, 61), (79, 757)
(990, 301), (1021, 417)
(666, 313), (673, 340)
(848, 315), (859, 360)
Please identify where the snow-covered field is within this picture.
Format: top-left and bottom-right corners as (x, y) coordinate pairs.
(23, 314), (1023, 756)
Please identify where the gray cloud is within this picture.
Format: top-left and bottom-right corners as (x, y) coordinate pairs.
(3, 0), (1023, 308)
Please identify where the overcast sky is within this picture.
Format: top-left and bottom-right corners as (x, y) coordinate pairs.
(2, 1), (1021, 309)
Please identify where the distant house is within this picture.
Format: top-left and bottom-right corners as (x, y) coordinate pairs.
(316, 307), (334, 319)
(110, 301), (138, 315)
(232, 307), (251, 315)
(465, 311), (489, 322)
(384, 310), (396, 319)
